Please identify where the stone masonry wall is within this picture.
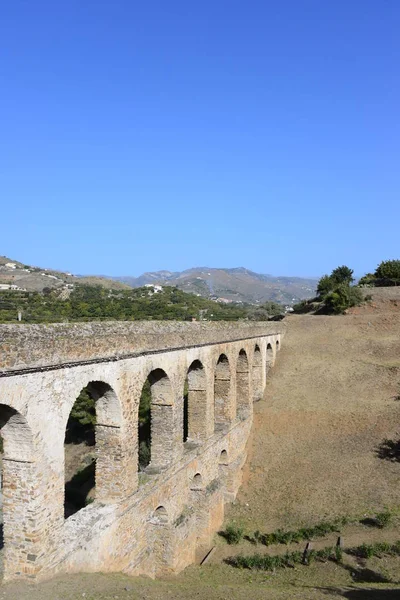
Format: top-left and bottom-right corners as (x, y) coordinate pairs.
(0, 322), (283, 581)
(0, 321), (285, 372)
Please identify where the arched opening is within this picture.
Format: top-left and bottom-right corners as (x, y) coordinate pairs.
(236, 349), (250, 418)
(219, 449), (228, 465)
(64, 381), (122, 518)
(253, 345), (263, 401)
(0, 431), (4, 551)
(191, 472), (203, 490)
(184, 360), (207, 444)
(138, 369), (174, 473)
(276, 340), (280, 352)
(183, 376), (189, 443)
(266, 343), (274, 377)
(0, 404), (37, 575)
(138, 379), (151, 470)
(153, 505), (169, 524)
(214, 354), (231, 431)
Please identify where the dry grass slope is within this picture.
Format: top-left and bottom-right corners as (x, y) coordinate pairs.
(228, 304), (400, 531)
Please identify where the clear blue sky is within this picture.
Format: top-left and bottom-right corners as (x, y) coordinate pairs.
(1, 1), (399, 277)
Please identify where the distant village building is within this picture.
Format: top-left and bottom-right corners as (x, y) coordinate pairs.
(0, 284), (24, 291)
(144, 284), (163, 293)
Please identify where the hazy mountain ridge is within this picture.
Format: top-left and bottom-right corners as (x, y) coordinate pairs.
(1, 256), (317, 305)
(113, 267), (317, 305)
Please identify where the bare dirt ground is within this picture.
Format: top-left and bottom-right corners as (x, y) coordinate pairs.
(3, 290), (400, 599)
(227, 307), (400, 533)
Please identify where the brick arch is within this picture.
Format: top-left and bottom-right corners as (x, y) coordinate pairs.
(214, 354), (232, 431)
(152, 505), (169, 524)
(0, 404), (43, 578)
(0, 404), (35, 462)
(140, 368), (175, 471)
(253, 345), (263, 401)
(266, 342), (274, 376)
(86, 381), (122, 428)
(190, 472), (203, 490)
(64, 380), (126, 518)
(219, 449), (229, 465)
(236, 349), (250, 418)
(184, 360), (207, 443)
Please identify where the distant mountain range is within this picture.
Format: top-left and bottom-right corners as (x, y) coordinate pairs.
(0, 257), (317, 305)
(111, 267), (317, 305)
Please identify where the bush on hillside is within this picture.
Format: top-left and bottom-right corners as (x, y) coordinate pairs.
(316, 266), (354, 301)
(358, 261), (400, 288)
(222, 523), (245, 544)
(330, 266), (354, 286)
(358, 273), (377, 287)
(292, 299), (316, 314)
(375, 260), (400, 286)
(247, 301), (283, 321)
(317, 275), (334, 297)
(324, 285), (363, 314)
(314, 265), (362, 315)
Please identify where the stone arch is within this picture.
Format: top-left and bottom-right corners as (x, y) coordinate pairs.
(0, 404), (42, 577)
(64, 381), (124, 518)
(252, 345), (263, 401)
(184, 360), (207, 444)
(266, 342), (274, 376)
(219, 449), (229, 465)
(0, 404), (35, 462)
(153, 505), (169, 524)
(190, 472), (203, 490)
(139, 368), (175, 472)
(214, 354), (232, 431)
(236, 349), (250, 417)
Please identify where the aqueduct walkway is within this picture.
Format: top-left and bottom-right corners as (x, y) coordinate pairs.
(0, 321), (283, 581)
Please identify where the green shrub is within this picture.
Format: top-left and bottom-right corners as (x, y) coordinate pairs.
(138, 440), (150, 470)
(223, 523), (245, 545)
(324, 284), (363, 314)
(331, 266), (354, 286)
(335, 545), (343, 562)
(358, 273), (377, 287)
(250, 519), (342, 547)
(375, 511), (392, 529)
(349, 541), (399, 559)
(375, 260), (400, 285)
(228, 546), (337, 571)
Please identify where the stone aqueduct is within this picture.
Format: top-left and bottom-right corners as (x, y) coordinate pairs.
(0, 321), (284, 581)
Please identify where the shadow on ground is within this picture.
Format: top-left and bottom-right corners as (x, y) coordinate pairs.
(320, 589), (400, 599)
(375, 438), (400, 462)
(64, 460), (95, 518)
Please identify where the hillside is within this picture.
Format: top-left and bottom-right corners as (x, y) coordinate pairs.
(0, 256), (130, 293)
(113, 267), (317, 305)
(0, 283), (255, 323)
(0, 256), (317, 306)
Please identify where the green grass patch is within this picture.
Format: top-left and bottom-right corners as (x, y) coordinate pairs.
(246, 518), (344, 547)
(228, 540), (400, 571)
